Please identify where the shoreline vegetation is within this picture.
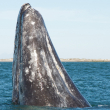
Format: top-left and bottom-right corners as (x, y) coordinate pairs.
(0, 58), (110, 62)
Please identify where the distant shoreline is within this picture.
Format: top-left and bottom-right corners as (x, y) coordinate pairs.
(0, 58), (13, 62)
(60, 58), (110, 62)
(0, 58), (110, 62)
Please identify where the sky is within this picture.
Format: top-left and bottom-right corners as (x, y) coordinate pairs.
(0, 0), (110, 59)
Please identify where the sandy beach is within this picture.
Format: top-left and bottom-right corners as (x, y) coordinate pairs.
(0, 58), (13, 62)
(60, 58), (110, 62)
(0, 58), (110, 62)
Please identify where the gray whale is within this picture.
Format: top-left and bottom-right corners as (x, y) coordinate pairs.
(12, 3), (91, 108)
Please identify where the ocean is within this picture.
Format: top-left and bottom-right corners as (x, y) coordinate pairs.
(0, 62), (110, 110)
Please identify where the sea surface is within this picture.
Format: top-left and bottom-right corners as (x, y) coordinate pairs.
(0, 62), (110, 110)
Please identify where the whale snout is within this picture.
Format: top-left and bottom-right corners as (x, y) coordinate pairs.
(21, 3), (31, 12)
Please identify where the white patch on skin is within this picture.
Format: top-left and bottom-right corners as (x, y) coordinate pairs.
(25, 67), (29, 75)
(28, 47), (38, 69)
(29, 36), (33, 39)
(39, 82), (44, 91)
(29, 66), (31, 68)
(38, 73), (42, 79)
(27, 45), (38, 82)
(31, 52), (34, 56)
(30, 50), (37, 62)
(27, 46), (30, 49)
(31, 72), (35, 80)
(34, 50), (37, 61)
(26, 14), (29, 17)
(31, 21), (35, 25)
(47, 103), (51, 107)
(29, 78), (32, 82)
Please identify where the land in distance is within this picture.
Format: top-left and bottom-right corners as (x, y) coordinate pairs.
(0, 58), (110, 62)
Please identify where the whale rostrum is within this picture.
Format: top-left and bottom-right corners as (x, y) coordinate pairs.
(12, 3), (91, 108)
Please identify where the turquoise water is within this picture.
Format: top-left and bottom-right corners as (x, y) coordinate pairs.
(0, 62), (110, 110)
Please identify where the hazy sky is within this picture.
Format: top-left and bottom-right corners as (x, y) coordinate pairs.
(0, 0), (110, 59)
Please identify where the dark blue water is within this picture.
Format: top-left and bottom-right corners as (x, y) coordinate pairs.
(0, 62), (110, 110)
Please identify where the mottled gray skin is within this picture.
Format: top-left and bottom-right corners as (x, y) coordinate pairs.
(12, 3), (91, 108)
